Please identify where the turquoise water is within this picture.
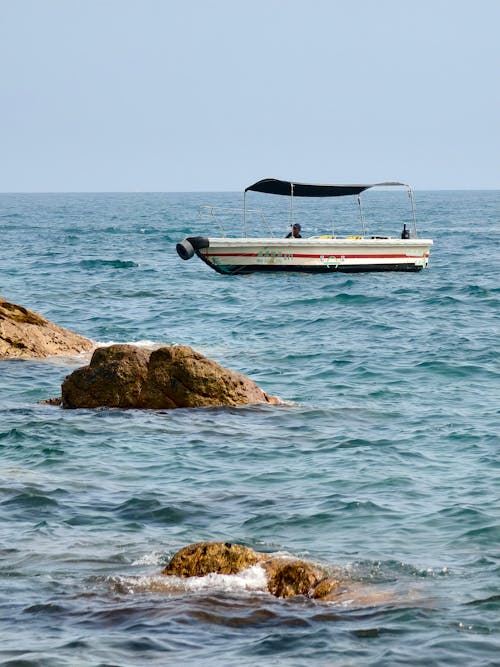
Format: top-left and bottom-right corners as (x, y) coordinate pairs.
(0, 190), (499, 666)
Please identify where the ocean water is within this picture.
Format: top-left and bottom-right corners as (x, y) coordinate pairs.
(0, 189), (499, 666)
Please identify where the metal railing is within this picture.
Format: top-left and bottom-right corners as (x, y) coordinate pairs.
(198, 206), (275, 238)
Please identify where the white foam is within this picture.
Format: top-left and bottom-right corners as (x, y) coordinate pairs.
(114, 564), (269, 596)
(43, 349), (94, 365)
(131, 551), (164, 567)
(0, 466), (46, 480)
(177, 564), (268, 593)
(93, 340), (163, 349)
(132, 340), (164, 349)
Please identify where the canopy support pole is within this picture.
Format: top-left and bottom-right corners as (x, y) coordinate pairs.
(358, 195), (366, 236)
(408, 186), (417, 237)
(243, 190), (247, 237)
(290, 182), (294, 228)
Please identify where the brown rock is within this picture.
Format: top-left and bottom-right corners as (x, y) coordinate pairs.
(161, 541), (335, 600)
(62, 344), (150, 409)
(159, 542), (402, 606)
(141, 345), (279, 409)
(0, 298), (93, 360)
(310, 577), (342, 599)
(61, 343), (281, 410)
(162, 541), (264, 577)
(39, 397), (62, 406)
(263, 558), (325, 598)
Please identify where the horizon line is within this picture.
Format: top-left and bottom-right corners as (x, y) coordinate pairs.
(0, 186), (498, 195)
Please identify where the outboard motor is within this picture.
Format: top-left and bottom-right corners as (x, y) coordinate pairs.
(176, 237), (209, 260)
(401, 224), (410, 239)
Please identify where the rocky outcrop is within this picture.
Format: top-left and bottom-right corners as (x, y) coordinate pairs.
(162, 541), (263, 577)
(62, 344), (150, 409)
(161, 541), (341, 600)
(61, 344), (281, 409)
(264, 558), (330, 598)
(0, 298), (93, 360)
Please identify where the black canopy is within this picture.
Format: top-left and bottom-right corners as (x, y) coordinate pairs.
(245, 178), (407, 198)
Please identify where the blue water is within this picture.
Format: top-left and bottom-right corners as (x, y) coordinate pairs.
(0, 190), (499, 666)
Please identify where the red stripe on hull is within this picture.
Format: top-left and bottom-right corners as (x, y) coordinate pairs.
(205, 252), (424, 260)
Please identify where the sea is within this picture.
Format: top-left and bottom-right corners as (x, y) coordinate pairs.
(0, 189), (499, 666)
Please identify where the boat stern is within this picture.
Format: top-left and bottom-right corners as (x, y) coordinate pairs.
(176, 237), (210, 261)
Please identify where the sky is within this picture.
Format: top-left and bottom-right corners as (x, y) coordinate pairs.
(0, 0), (498, 192)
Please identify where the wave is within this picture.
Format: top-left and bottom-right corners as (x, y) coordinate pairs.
(466, 594), (500, 608)
(108, 565), (269, 596)
(79, 259), (139, 269)
(416, 360), (487, 378)
(93, 339), (163, 350)
(114, 498), (191, 525)
(0, 491), (61, 519)
(104, 563), (427, 614)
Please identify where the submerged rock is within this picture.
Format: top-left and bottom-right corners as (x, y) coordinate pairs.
(161, 541), (340, 600)
(61, 343), (281, 409)
(263, 558), (326, 598)
(0, 297), (93, 360)
(310, 576), (342, 600)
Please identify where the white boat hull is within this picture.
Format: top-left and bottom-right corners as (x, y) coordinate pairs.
(187, 237), (433, 274)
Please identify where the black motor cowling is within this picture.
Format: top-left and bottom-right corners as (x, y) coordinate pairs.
(401, 224), (410, 239)
(176, 237), (209, 260)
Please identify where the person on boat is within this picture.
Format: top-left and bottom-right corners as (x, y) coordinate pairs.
(286, 223), (302, 238)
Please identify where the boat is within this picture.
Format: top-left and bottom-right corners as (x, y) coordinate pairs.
(176, 178), (433, 274)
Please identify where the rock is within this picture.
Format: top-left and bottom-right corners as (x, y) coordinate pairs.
(310, 576), (342, 600)
(61, 343), (281, 409)
(142, 345), (280, 409)
(0, 298), (93, 360)
(263, 558), (326, 598)
(159, 542), (411, 606)
(162, 541), (264, 577)
(62, 344), (150, 409)
(39, 397), (62, 406)
(161, 541), (340, 600)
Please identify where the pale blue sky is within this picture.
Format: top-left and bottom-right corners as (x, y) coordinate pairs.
(0, 0), (498, 191)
